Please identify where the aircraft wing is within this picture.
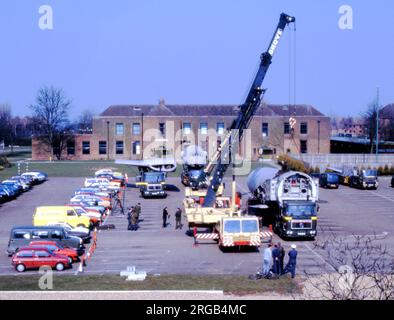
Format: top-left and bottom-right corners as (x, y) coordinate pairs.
(115, 158), (177, 173)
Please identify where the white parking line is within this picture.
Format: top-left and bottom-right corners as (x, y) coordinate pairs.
(303, 243), (336, 272)
(369, 191), (394, 203)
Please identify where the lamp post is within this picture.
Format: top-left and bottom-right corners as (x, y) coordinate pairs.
(106, 121), (110, 161)
(317, 120), (321, 154)
(141, 112), (144, 159)
(376, 87), (380, 155)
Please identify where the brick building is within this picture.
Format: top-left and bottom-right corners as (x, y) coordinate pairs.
(32, 101), (331, 161)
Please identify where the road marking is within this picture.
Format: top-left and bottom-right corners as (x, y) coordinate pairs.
(303, 243), (336, 272)
(369, 191), (394, 203)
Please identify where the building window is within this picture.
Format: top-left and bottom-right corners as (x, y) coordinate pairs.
(99, 141), (107, 155)
(183, 122), (191, 135)
(67, 141), (75, 155)
(300, 140), (308, 154)
(159, 123), (166, 137)
(116, 141), (124, 155)
(284, 122), (290, 135)
(200, 123), (208, 135)
(132, 123), (141, 135)
(82, 141), (90, 155)
(115, 123), (124, 135)
(217, 123), (225, 135)
(300, 122), (308, 135)
(262, 123), (269, 137)
(133, 141), (141, 155)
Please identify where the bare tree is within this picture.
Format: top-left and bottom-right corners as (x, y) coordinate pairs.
(0, 104), (15, 152)
(304, 233), (394, 300)
(77, 110), (95, 133)
(362, 102), (379, 153)
(29, 86), (72, 160)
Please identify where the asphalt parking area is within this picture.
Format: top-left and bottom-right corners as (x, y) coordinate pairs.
(0, 176), (393, 276)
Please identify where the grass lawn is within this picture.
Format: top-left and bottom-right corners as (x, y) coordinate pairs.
(0, 275), (301, 295)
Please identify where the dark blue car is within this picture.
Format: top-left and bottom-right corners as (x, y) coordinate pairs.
(320, 173), (340, 189)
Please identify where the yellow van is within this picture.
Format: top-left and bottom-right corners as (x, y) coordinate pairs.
(33, 206), (91, 229)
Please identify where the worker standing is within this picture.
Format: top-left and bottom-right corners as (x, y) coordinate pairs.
(278, 242), (286, 275)
(262, 244), (272, 278)
(272, 244), (281, 279)
(162, 207), (169, 228)
(130, 210), (139, 231)
(134, 203), (141, 223)
(175, 208), (183, 230)
(283, 244), (298, 279)
(127, 206), (134, 231)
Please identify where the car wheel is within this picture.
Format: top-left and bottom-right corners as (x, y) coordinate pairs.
(55, 263), (65, 271)
(16, 264), (26, 273)
(67, 257), (73, 264)
(77, 224), (85, 228)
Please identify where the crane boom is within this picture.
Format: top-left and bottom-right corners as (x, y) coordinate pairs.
(203, 13), (295, 208)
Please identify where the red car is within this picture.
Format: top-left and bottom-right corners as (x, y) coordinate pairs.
(12, 247), (70, 272)
(28, 241), (79, 264)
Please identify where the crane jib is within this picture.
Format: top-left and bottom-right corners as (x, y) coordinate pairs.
(202, 13), (295, 208)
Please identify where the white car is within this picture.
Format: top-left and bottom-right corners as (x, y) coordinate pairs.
(71, 205), (102, 221)
(84, 178), (110, 188)
(95, 169), (114, 176)
(22, 172), (47, 183)
(46, 222), (90, 236)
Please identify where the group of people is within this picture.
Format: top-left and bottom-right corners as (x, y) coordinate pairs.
(162, 207), (183, 229)
(263, 242), (298, 279)
(127, 203), (142, 231)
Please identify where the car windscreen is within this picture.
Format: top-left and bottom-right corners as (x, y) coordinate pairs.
(224, 220), (241, 233)
(242, 220), (259, 233)
(189, 170), (202, 179)
(327, 174), (339, 183)
(144, 173), (164, 183)
(363, 170), (377, 177)
(286, 205), (315, 218)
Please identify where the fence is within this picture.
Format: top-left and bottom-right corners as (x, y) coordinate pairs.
(291, 154), (394, 170)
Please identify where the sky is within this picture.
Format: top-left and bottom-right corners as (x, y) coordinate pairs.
(0, 0), (393, 119)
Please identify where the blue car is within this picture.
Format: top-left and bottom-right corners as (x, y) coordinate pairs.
(1, 181), (23, 194)
(0, 188), (9, 202)
(0, 185), (17, 199)
(319, 173), (340, 189)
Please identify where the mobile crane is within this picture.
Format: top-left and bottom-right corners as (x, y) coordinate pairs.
(184, 13), (296, 249)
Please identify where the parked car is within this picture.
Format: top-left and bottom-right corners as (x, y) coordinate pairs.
(1, 181), (23, 195)
(46, 222), (91, 243)
(95, 168), (113, 176)
(84, 178), (110, 188)
(0, 184), (19, 198)
(140, 184), (167, 199)
(33, 206), (91, 229)
(319, 173), (340, 189)
(0, 189), (8, 202)
(11, 175), (34, 186)
(66, 204), (101, 226)
(28, 241), (79, 264)
(6, 178), (30, 192)
(12, 247), (70, 272)
(391, 176), (394, 188)
(0, 185), (13, 200)
(21, 172), (47, 184)
(70, 195), (111, 209)
(7, 226), (84, 256)
(69, 201), (107, 215)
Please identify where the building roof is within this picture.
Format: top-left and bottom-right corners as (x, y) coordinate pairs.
(99, 102), (326, 118)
